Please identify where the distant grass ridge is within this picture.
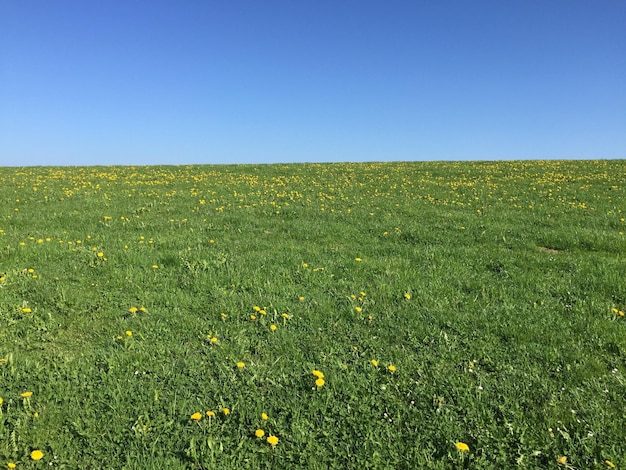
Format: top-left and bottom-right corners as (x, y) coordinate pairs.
(0, 160), (625, 468)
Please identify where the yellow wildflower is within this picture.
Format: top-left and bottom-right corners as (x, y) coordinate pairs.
(455, 442), (469, 452)
(261, 413), (268, 420)
(355, 258), (362, 262)
(267, 435), (279, 446)
(222, 408), (230, 415)
(270, 324), (277, 331)
(404, 293), (411, 300)
(190, 412), (202, 421)
(8, 462), (16, 469)
(315, 378), (325, 387)
(125, 330), (132, 337)
(206, 410), (215, 417)
(388, 365), (396, 372)
(237, 362), (245, 369)
(312, 370), (324, 379)
(371, 359), (379, 367)
(22, 307), (32, 313)
(255, 429), (265, 438)
(355, 306), (362, 313)
(30, 450), (44, 460)
(21, 391), (33, 398)
(557, 456), (567, 465)
(605, 461), (615, 468)
(128, 307), (138, 313)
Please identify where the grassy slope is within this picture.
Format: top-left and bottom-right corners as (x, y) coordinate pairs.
(0, 160), (625, 468)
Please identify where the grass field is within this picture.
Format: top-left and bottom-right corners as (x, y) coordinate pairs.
(1, 160), (625, 468)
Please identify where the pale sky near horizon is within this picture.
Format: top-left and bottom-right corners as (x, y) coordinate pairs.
(1, 1), (624, 166)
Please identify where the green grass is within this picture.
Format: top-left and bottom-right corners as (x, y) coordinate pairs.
(1, 160), (625, 468)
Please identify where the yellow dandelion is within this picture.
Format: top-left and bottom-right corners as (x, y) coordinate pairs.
(267, 435), (279, 446)
(557, 456), (567, 465)
(259, 309), (267, 315)
(0, 396), (3, 404)
(404, 293), (411, 300)
(255, 429), (265, 438)
(250, 314), (257, 320)
(282, 313), (290, 319)
(8, 462), (16, 469)
(190, 412), (202, 421)
(355, 306), (362, 313)
(388, 365), (396, 372)
(270, 324), (277, 331)
(30, 450), (44, 460)
(139, 306), (147, 312)
(222, 408), (230, 415)
(152, 264), (158, 269)
(97, 252), (104, 258)
(315, 378), (325, 387)
(206, 410), (215, 417)
(221, 313), (228, 318)
(125, 330), (132, 337)
(253, 305), (261, 311)
(371, 359), (379, 367)
(128, 307), (138, 313)
(298, 296), (305, 301)
(210, 337), (218, 344)
(261, 413), (268, 420)
(612, 308), (618, 313)
(355, 257), (362, 262)
(237, 362), (245, 369)
(455, 442), (469, 452)
(22, 307), (32, 313)
(312, 370), (324, 379)
(605, 460), (615, 468)
(620, 311), (625, 317)
(21, 391), (33, 398)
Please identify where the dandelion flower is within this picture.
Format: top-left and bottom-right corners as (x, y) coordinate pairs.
(152, 264), (158, 269)
(388, 365), (396, 373)
(125, 330), (132, 337)
(253, 306), (261, 312)
(267, 435), (279, 446)
(255, 429), (265, 438)
(210, 337), (218, 344)
(206, 410), (215, 417)
(8, 462), (16, 469)
(355, 306), (362, 313)
(315, 378), (325, 387)
(312, 370), (324, 379)
(21, 391), (33, 398)
(237, 362), (245, 369)
(190, 412), (202, 421)
(455, 442), (469, 452)
(30, 450), (44, 460)
(22, 307), (32, 313)
(270, 324), (277, 331)
(97, 252), (104, 258)
(404, 293), (411, 300)
(250, 315), (257, 320)
(355, 258), (362, 262)
(557, 456), (567, 465)
(0, 396), (3, 404)
(128, 307), (138, 313)
(298, 296), (305, 302)
(261, 413), (268, 420)
(605, 461), (615, 468)
(222, 408), (230, 415)
(371, 359), (379, 367)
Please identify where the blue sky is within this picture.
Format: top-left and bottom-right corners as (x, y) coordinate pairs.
(1, 1), (624, 166)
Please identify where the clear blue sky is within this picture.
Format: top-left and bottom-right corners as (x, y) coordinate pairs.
(1, 1), (624, 166)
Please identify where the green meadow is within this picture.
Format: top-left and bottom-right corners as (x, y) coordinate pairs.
(1, 160), (625, 468)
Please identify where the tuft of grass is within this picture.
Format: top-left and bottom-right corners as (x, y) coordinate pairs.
(1, 160), (625, 468)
